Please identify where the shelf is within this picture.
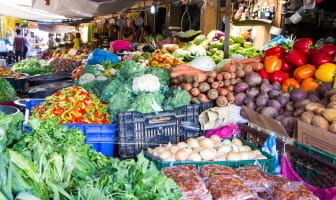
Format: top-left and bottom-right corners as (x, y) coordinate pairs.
(232, 19), (272, 26)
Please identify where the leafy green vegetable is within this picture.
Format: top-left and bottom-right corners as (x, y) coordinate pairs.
(0, 111), (24, 153)
(130, 92), (164, 114)
(164, 88), (191, 110)
(0, 78), (18, 101)
(13, 60), (52, 76)
(119, 60), (145, 80)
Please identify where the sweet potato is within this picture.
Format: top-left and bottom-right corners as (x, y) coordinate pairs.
(300, 111), (314, 124)
(312, 116), (329, 130)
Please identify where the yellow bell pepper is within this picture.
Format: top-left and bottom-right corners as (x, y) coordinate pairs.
(315, 63), (336, 82)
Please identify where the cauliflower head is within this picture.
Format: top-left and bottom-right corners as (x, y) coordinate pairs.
(78, 73), (95, 85)
(132, 74), (160, 93)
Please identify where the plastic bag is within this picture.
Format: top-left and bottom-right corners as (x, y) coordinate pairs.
(262, 35), (294, 51)
(199, 164), (234, 178)
(87, 49), (119, 65)
(205, 124), (239, 139)
(235, 165), (270, 187)
(261, 134), (280, 174)
(271, 182), (319, 200)
(247, 186), (273, 200)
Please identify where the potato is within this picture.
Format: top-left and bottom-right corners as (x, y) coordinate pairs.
(330, 94), (336, 102)
(312, 116), (329, 130)
(294, 108), (305, 118)
(322, 108), (336, 122)
(295, 99), (311, 109)
(327, 102), (336, 109)
(315, 107), (325, 115)
(300, 111), (314, 124)
(305, 103), (325, 112)
(329, 121), (336, 133)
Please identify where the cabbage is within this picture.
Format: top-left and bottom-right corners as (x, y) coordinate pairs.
(188, 56), (216, 71)
(184, 43), (206, 56)
(172, 49), (188, 58)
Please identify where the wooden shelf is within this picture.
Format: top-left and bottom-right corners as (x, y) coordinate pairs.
(232, 19), (272, 26)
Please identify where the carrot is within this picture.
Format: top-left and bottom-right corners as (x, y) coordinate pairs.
(208, 71), (217, 78)
(242, 64), (253, 74)
(198, 94), (211, 103)
(222, 72), (232, 80)
(170, 64), (204, 78)
(190, 88), (201, 97)
(216, 96), (228, 107)
(235, 78), (242, 84)
(207, 89), (219, 100)
(174, 63), (204, 72)
(249, 63), (264, 71)
(225, 85), (234, 92)
(221, 65), (237, 73)
(182, 83), (193, 91)
(216, 74), (223, 81)
(231, 73), (236, 79)
(227, 92), (235, 102)
(192, 97), (198, 102)
(236, 69), (245, 78)
(231, 59), (237, 65)
(184, 75), (194, 83)
(170, 78), (179, 85)
(218, 81), (224, 87)
(238, 57), (261, 64)
(208, 77), (214, 83)
(193, 82), (199, 88)
(177, 76), (184, 83)
(224, 80), (231, 86)
(199, 82), (210, 93)
(217, 88), (228, 96)
(211, 81), (219, 89)
(193, 73), (208, 83)
(170, 70), (202, 78)
(230, 79), (237, 85)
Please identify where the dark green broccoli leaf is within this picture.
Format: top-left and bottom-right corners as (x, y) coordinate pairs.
(118, 60), (145, 80)
(129, 92), (164, 114)
(164, 88), (191, 110)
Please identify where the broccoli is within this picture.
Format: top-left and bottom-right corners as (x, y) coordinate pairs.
(141, 52), (152, 60)
(107, 90), (134, 121)
(164, 88), (191, 110)
(81, 64), (105, 76)
(118, 60), (145, 80)
(145, 67), (170, 86)
(129, 92), (164, 114)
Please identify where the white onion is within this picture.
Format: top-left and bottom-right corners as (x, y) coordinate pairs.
(200, 148), (216, 161)
(210, 135), (221, 143)
(175, 149), (189, 161)
(199, 138), (214, 149)
(209, 148), (217, 155)
(222, 139), (232, 145)
(256, 155), (267, 160)
(232, 138), (243, 146)
(231, 144), (240, 152)
(218, 145), (232, 154)
(163, 142), (172, 149)
(238, 145), (250, 152)
(243, 145), (252, 152)
(164, 155), (175, 162)
(183, 146), (193, 154)
(198, 136), (205, 141)
(187, 138), (200, 149)
(227, 152), (241, 161)
(252, 150), (262, 155)
(187, 152), (202, 161)
(215, 153), (227, 161)
(177, 142), (188, 149)
(239, 151), (255, 160)
(193, 147), (202, 153)
(159, 150), (172, 160)
(148, 148), (154, 155)
(214, 142), (223, 149)
(169, 145), (179, 154)
(153, 146), (166, 156)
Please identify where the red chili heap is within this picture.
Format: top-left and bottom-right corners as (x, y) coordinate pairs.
(31, 86), (111, 124)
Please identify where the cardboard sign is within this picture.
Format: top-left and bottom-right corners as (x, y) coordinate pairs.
(242, 106), (289, 138)
(296, 120), (336, 156)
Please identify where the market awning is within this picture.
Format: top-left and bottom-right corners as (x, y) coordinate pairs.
(31, 0), (140, 19)
(37, 24), (75, 33)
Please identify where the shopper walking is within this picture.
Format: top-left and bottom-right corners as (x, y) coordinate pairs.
(13, 29), (25, 62)
(23, 33), (30, 59)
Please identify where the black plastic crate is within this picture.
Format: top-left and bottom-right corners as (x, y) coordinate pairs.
(117, 104), (202, 159)
(27, 73), (72, 87)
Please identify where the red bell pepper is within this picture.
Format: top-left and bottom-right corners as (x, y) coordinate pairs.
(293, 38), (314, 55)
(258, 69), (269, 80)
(285, 49), (306, 66)
(320, 44), (336, 57)
(252, 56), (265, 63)
(308, 51), (332, 67)
(281, 58), (293, 72)
(265, 46), (286, 58)
(270, 70), (286, 83)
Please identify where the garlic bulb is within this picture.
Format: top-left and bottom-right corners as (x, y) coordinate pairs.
(232, 138), (243, 146)
(231, 144), (240, 152)
(227, 152), (241, 161)
(177, 142), (188, 149)
(159, 150), (172, 160)
(169, 145), (179, 154)
(210, 135), (221, 143)
(188, 152), (202, 161)
(199, 138), (214, 149)
(198, 136), (205, 141)
(222, 139), (232, 145)
(183, 146), (193, 154)
(218, 145), (231, 154)
(200, 148), (216, 161)
(187, 138), (200, 149)
(175, 149), (189, 161)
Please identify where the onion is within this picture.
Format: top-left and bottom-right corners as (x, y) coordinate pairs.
(183, 146), (193, 154)
(222, 139), (232, 145)
(164, 155), (175, 162)
(231, 144), (240, 152)
(210, 135), (221, 143)
(215, 153), (227, 161)
(252, 150), (262, 155)
(187, 152), (202, 161)
(238, 145), (252, 152)
(177, 142), (188, 149)
(200, 148), (216, 161)
(243, 145), (252, 152)
(239, 151), (255, 160)
(209, 148), (217, 155)
(163, 142), (172, 149)
(169, 145), (179, 154)
(187, 138), (200, 149)
(227, 152), (241, 161)
(153, 146), (166, 156)
(148, 148), (154, 155)
(256, 155), (267, 160)
(218, 145), (232, 154)
(175, 149), (189, 161)
(198, 136), (205, 141)
(232, 138), (243, 146)
(159, 150), (172, 160)
(200, 138), (214, 149)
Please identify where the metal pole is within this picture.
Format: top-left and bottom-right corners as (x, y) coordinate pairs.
(224, 0), (231, 58)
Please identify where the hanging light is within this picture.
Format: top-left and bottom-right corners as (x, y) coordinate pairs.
(150, 3), (156, 14)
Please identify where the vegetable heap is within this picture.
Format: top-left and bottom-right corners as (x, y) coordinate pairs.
(0, 119), (182, 200)
(31, 86), (111, 124)
(0, 66), (24, 78)
(0, 78), (17, 101)
(13, 59), (52, 76)
(0, 111), (24, 153)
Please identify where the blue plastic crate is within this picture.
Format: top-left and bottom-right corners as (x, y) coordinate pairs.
(24, 99), (117, 157)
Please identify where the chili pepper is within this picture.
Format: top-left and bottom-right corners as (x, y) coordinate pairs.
(270, 70), (286, 83)
(285, 49), (306, 66)
(282, 78), (300, 92)
(257, 69), (269, 80)
(264, 56), (282, 73)
(308, 51), (332, 67)
(293, 38), (314, 55)
(293, 64), (316, 81)
(301, 77), (319, 92)
(315, 63), (336, 82)
(320, 44), (336, 57)
(265, 46), (286, 58)
(281, 58), (293, 72)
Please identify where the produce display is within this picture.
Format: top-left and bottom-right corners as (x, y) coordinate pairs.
(0, 66), (25, 78)
(162, 164), (317, 200)
(50, 57), (82, 73)
(38, 48), (54, 60)
(0, 78), (18, 101)
(13, 59), (52, 76)
(147, 55), (184, 70)
(0, 111), (24, 152)
(148, 136), (267, 162)
(31, 86), (111, 124)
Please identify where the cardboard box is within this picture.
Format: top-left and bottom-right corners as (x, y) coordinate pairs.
(296, 120), (336, 156)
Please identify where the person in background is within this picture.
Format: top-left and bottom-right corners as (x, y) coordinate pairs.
(109, 27), (133, 54)
(0, 37), (8, 59)
(13, 29), (25, 62)
(73, 32), (82, 49)
(23, 33), (30, 59)
(139, 25), (151, 43)
(48, 34), (56, 49)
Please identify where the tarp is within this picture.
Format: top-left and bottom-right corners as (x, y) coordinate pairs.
(32, 0), (140, 18)
(38, 24), (75, 33)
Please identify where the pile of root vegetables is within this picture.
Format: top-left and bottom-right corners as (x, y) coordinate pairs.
(170, 57), (264, 107)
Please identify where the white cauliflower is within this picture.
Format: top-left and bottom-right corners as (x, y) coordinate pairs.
(132, 74), (160, 93)
(96, 75), (108, 81)
(108, 68), (117, 76)
(95, 64), (105, 71)
(78, 73), (95, 85)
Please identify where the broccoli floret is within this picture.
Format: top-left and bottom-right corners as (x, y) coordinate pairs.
(141, 52), (152, 60)
(118, 60), (145, 80)
(164, 88), (191, 110)
(145, 67), (170, 86)
(129, 92), (164, 114)
(107, 90), (134, 121)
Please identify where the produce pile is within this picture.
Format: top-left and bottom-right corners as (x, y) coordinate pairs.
(31, 86), (111, 124)
(162, 164), (317, 200)
(50, 57), (82, 73)
(148, 136), (267, 162)
(0, 66), (25, 78)
(0, 118), (182, 200)
(147, 55), (184, 70)
(0, 111), (24, 152)
(0, 78), (18, 101)
(13, 59), (52, 76)
(38, 48), (54, 60)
